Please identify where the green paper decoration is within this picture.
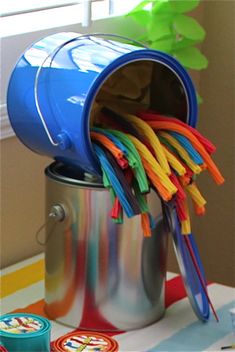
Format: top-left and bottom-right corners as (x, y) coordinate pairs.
(151, 37), (174, 51)
(174, 14), (205, 41)
(174, 46), (208, 70)
(152, 0), (173, 14)
(196, 93), (203, 105)
(169, 0), (200, 13)
(126, 0), (208, 103)
(130, 9), (151, 26)
(126, 0), (208, 71)
(148, 18), (173, 41)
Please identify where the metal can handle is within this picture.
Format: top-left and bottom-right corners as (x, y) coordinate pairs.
(34, 33), (148, 147)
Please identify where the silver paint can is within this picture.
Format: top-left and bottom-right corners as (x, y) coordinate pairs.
(44, 162), (168, 331)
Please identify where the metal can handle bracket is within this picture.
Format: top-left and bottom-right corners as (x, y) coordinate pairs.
(36, 203), (67, 245)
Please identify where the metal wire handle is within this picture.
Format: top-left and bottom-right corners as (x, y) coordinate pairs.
(34, 33), (148, 146)
(36, 204), (66, 245)
(36, 214), (57, 246)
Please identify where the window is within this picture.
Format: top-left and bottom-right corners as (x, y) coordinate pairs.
(1, 1), (107, 36)
(1, 0), (80, 17)
(1, 0), (141, 17)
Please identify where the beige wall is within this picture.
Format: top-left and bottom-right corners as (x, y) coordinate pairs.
(0, 137), (50, 267)
(1, 1), (234, 286)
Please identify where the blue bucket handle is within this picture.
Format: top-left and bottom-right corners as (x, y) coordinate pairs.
(34, 33), (148, 147)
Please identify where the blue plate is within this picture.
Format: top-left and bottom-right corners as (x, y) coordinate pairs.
(163, 203), (210, 321)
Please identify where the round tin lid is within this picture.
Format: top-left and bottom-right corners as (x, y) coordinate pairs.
(0, 313), (51, 338)
(52, 331), (119, 352)
(163, 204), (210, 321)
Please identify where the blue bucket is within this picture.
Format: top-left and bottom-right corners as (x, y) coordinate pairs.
(7, 32), (198, 175)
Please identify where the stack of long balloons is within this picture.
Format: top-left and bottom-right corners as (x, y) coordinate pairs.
(91, 107), (224, 238)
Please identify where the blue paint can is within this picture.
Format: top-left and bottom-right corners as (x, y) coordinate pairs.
(7, 32), (197, 175)
(0, 313), (51, 351)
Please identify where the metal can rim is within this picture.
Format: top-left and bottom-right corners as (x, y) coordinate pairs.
(45, 162), (105, 189)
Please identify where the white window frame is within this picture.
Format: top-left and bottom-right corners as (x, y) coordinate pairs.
(1, 0), (82, 17)
(0, 0), (143, 140)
